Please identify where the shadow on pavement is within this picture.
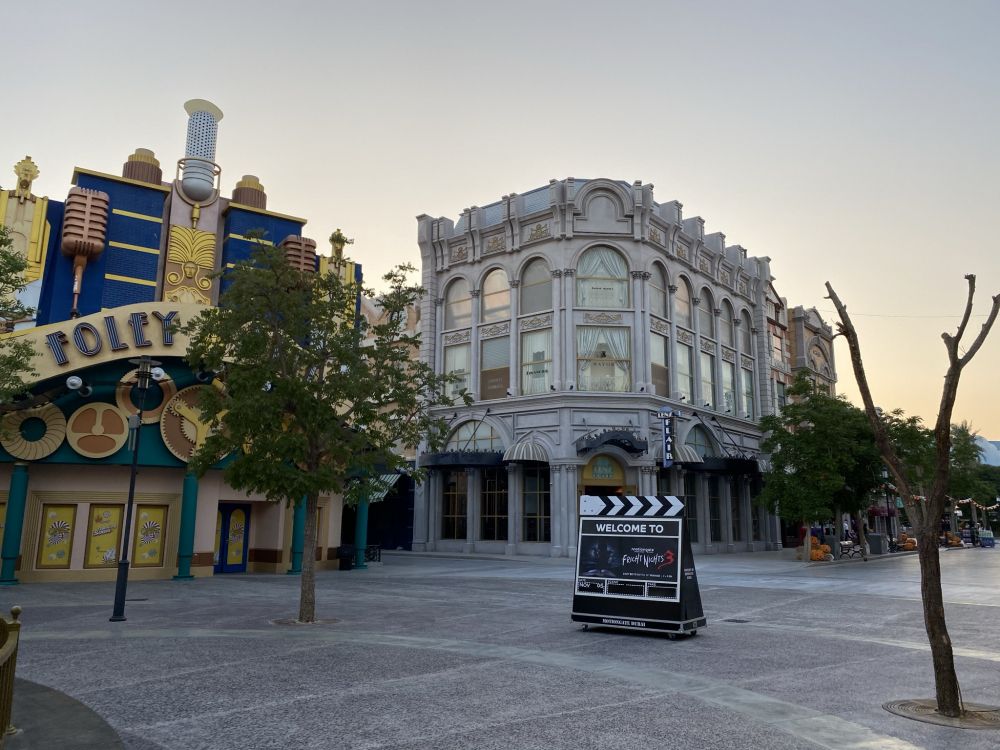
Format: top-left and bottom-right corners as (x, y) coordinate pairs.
(8, 677), (123, 749)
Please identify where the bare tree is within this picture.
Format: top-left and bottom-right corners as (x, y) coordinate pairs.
(825, 275), (1000, 718)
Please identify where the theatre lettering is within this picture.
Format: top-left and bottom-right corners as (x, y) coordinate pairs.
(44, 310), (180, 365)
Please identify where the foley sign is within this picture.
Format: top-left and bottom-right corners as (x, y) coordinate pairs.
(9, 302), (205, 380)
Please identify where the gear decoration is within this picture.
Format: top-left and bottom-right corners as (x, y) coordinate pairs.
(66, 403), (129, 459)
(115, 368), (178, 425)
(0, 403), (67, 460)
(160, 385), (218, 463)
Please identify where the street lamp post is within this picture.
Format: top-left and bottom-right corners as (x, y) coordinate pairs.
(110, 356), (162, 622)
(882, 467), (892, 542)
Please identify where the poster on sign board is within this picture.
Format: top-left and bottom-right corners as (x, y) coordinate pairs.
(571, 494), (705, 635)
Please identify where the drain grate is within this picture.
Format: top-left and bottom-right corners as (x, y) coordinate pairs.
(884, 700), (1000, 729)
(722, 618), (749, 623)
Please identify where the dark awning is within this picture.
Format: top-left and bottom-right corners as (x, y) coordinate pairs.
(576, 429), (648, 456)
(367, 474), (403, 502)
(418, 450), (504, 469)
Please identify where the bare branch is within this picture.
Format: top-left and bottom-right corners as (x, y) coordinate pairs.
(959, 292), (1000, 367)
(951, 274), (977, 354)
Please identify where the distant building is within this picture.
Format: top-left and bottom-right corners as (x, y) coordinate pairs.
(975, 437), (1000, 467)
(413, 178), (836, 557)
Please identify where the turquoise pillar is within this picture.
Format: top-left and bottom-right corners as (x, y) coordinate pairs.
(0, 464), (29, 585)
(173, 472), (199, 580)
(287, 496), (305, 575)
(354, 496), (369, 570)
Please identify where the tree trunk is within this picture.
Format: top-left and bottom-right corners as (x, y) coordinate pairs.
(917, 528), (963, 716)
(298, 490), (320, 623)
(802, 518), (812, 562)
(854, 510), (868, 561)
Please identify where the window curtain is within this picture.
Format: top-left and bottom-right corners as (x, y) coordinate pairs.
(577, 247), (628, 307)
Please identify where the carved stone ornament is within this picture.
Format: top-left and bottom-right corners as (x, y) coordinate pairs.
(676, 244), (689, 261)
(649, 227), (662, 245)
(741, 355), (754, 370)
(485, 235), (506, 255)
(562, 269), (576, 277)
(630, 271), (645, 279)
(651, 318), (670, 335)
(450, 245), (468, 263)
(676, 329), (694, 344)
(738, 278), (749, 296)
(444, 329), (471, 344)
(584, 312), (623, 324)
(520, 314), (552, 331)
(698, 256), (712, 274)
(479, 322), (510, 338)
(527, 223), (550, 241)
(470, 289), (481, 298)
(510, 280), (521, 288)
(700, 339), (717, 354)
(668, 285), (678, 293)
(720, 268), (732, 286)
(721, 347), (736, 363)
(435, 297), (444, 306)
(551, 269), (563, 278)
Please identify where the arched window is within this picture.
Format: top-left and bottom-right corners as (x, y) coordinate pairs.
(649, 264), (669, 318)
(674, 278), (692, 329)
(444, 278), (471, 330)
(740, 310), (753, 354)
(446, 422), (503, 451)
(520, 259), (551, 314)
(720, 303), (734, 348)
(577, 246), (629, 308)
(687, 426), (715, 459)
(481, 269), (510, 323)
(698, 289), (715, 339)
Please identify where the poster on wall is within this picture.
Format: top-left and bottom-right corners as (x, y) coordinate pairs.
(132, 505), (168, 567)
(37, 504), (77, 569)
(85, 505), (123, 568)
(571, 495), (706, 635)
(226, 508), (247, 566)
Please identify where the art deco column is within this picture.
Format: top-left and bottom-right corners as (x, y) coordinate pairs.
(631, 271), (646, 391)
(288, 496), (305, 574)
(550, 269), (563, 388)
(173, 471), (199, 580)
(0, 464), (29, 585)
(562, 269), (576, 389)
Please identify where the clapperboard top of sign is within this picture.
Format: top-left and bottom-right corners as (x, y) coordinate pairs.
(580, 495), (684, 517)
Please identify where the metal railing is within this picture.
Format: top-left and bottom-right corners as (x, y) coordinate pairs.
(0, 606), (22, 747)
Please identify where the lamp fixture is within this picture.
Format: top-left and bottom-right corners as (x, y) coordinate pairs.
(66, 375), (92, 398)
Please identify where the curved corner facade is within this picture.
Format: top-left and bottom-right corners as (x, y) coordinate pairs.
(414, 178), (837, 557)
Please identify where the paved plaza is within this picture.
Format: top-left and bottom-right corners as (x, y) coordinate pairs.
(3, 548), (1000, 749)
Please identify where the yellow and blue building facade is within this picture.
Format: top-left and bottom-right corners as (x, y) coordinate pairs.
(0, 100), (361, 583)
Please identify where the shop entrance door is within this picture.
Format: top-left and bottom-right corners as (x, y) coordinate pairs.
(214, 503), (251, 574)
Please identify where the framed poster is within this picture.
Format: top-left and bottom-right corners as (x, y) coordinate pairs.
(132, 505), (168, 567)
(85, 504), (124, 568)
(37, 504), (77, 569)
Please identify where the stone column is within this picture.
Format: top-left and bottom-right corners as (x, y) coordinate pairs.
(563, 270), (576, 389)
(411, 477), (429, 552)
(551, 269), (563, 389)
(427, 471), (441, 552)
(466, 468), (479, 553)
(0, 463), (29, 585)
(631, 271), (645, 391)
(549, 465), (563, 557)
(506, 463), (519, 555)
(509, 281), (520, 395)
(566, 465), (579, 558)
(470, 290), (482, 399)
(173, 471), (199, 580)
(668, 285), (679, 398)
(353, 495), (370, 570)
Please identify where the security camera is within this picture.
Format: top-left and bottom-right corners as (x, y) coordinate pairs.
(745, 413), (752, 419)
(66, 375), (93, 397)
(569, 384), (574, 390)
(703, 402), (711, 407)
(506, 389), (512, 397)
(150, 367), (167, 382)
(550, 384), (556, 391)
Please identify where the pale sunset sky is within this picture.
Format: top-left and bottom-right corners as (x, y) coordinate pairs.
(4, 1), (999, 435)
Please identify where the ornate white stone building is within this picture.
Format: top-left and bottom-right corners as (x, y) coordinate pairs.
(413, 178), (835, 557)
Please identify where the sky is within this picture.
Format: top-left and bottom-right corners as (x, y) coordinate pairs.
(4, 0), (999, 435)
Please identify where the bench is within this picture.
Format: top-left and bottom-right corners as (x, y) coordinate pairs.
(839, 541), (865, 559)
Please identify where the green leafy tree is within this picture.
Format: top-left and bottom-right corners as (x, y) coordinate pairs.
(0, 226), (37, 403)
(181, 241), (455, 622)
(759, 372), (882, 560)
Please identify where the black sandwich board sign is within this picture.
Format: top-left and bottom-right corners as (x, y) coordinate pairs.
(571, 494), (706, 635)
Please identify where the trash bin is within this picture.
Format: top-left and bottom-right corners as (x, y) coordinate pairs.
(338, 545), (355, 571)
(868, 533), (886, 555)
